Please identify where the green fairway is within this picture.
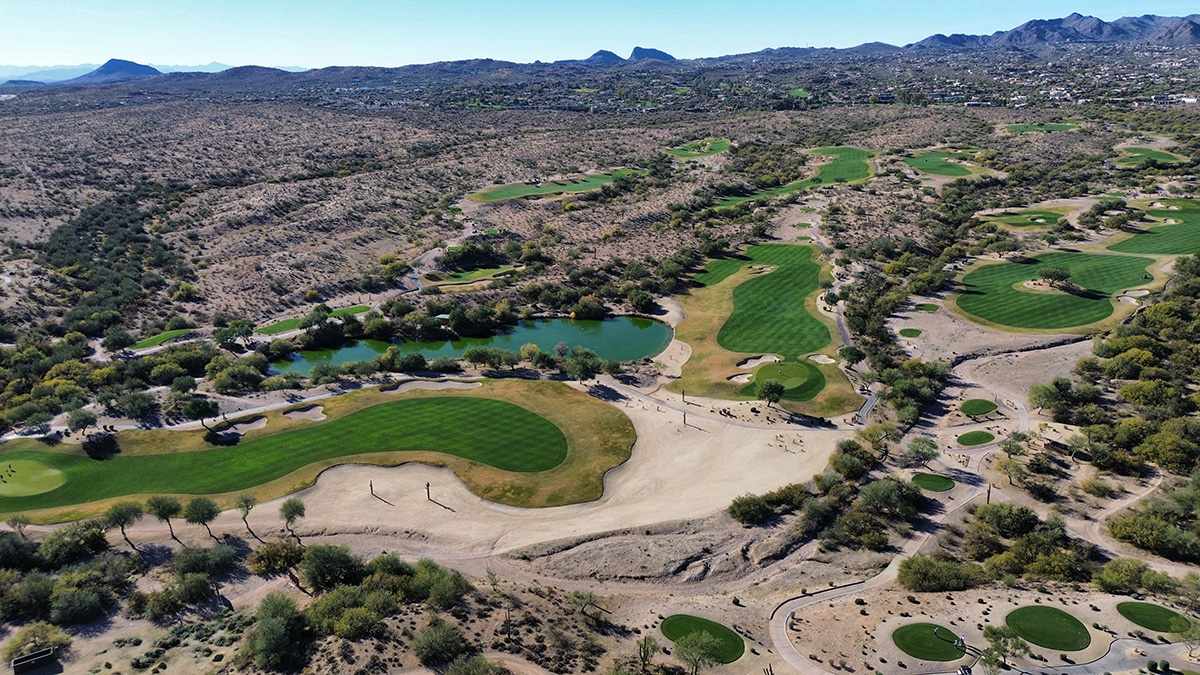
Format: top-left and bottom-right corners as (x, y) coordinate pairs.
(719, 147), (874, 206)
(960, 399), (998, 416)
(1116, 602), (1190, 633)
(0, 398), (566, 512)
(1006, 606), (1091, 651)
(1007, 123), (1076, 133)
(957, 431), (994, 446)
(892, 623), (964, 661)
(471, 170), (645, 202)
(1116, 147), (1186, 167)
(739, 361), (826, 402)
(660, 615), (744, 663)
(704, 245), (831, 360)
(667, 139), (730, 158)
(912, 474), (955, 492)
(256, 306), (369, 335)
(788, 88), (810, 99)
(899, 328), (922, 338)
(955, 252), (1153, 329)
(0, 460), (66, 497)
(914, 303), (938, 312)
(986, 209), (1067, 228)
(437, 265), (514, 284)
(131, 329), (192, 350)
(1108, 201), (1200, 255)
(903, 151), (975, 177)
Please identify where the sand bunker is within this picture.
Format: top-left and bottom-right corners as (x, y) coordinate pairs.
(727, 373), (753, 383)
(1118, 296), (1139, 306)
(807, 354), (835, 364)
(1125, 289), (1150, 297)
(216, 417), (268, 439)
(383, 380), (482, 394)
(284, 405), (326, 422)
(737, 355), (779, 369)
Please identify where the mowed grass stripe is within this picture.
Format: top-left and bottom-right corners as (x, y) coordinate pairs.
(903, 151), (973, 177)
(957, 252), (1152, 329)
(715, 245), (831, 359)
(1108, 201), (1200, 255)
(0, 397), (566, 512)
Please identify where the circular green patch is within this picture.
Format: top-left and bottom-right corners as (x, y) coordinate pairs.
(1006, 606), (1091, 651)
(1117, 602), (1190, 633)
(891, 623), (964, 661)
(960, 399), (998, 416)
(957, 431), (995, 446)
(915, 303), (938, 312)
(660, 614), (744, 663)
(738, 361), (826, 402)
(912, 473), (955, 492)
(899, 328), (922, 338)
(0, 459), (66, 497)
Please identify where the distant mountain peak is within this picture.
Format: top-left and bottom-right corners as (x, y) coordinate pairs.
(62, 59), (160, 85)
(628, 47), (675, 61)
(586, 50), (624, 63)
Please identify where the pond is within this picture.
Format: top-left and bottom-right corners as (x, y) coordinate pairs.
(271, 316), (672, 376)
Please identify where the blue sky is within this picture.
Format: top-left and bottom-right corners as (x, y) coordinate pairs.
(1, 0), (1197, 68)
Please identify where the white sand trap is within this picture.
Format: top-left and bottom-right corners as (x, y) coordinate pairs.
(218, 417), (267, 437)
(1125, 289), (1150, 297)
(1118, 296), (1139, 306)
(1165, 219), (1180, 224)
(808, 354), (835, 364)
(384, 380), (482, 394)
(284, 405), (326, 421)
(1151, 202), (1166, 208)
(727, 373), (753, 383)
(737, 355), (779, 369)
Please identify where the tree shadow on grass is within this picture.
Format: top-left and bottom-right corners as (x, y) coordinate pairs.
(82, 434), (120, 460)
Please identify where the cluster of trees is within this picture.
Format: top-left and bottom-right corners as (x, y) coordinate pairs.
(1109, 469), (1200, 563)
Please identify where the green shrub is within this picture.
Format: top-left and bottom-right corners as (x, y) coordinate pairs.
(334, 606), (381, 640)
(412, 617), (471, 665)
(727, 494), (773, 525)
(247, 540), (305, 577)
(1, 621), (71, 660)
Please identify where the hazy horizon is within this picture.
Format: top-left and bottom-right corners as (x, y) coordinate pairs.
(2, 0), (1198, 70)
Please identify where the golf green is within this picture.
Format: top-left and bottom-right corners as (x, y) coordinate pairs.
(1116, 602), (1190, 633)
(707, 245), (831, 360)
(961, 399), (998, 416)
(131, 329), (192, 350)
(739, 361), (826, 402)
(472, 170), (645, 202)
(1007, 123), (1076, 133)
(0, 460), (66, 497)
(957, 431), (994, 446)
(1006, 606), (1090, 651)
(660, 615), (744, 663)
(903, 151), (973, 177)
(892, 623), (964, 661)
(956, 252), (1153, 329)
(667, 139), (730, 158)
(912, 474), (955, 492)
(988, 209), (1066, 228)
(899, 328), (922, 338)
(719, 146), (874, 206)
(0, 398), (567, 512)
(1108, 201), (1200, 256)
(1116, 147), (1185, 167)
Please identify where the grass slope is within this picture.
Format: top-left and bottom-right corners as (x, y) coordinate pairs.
(1116, 602), (1188, 632)
(892, 623), (964, 661)
(660, 615), (744, 663)
(1006, 606), (1091, 651)
(471, 170), (645, 202)
(903, 151), (974, 177)
(667, 139), (730, 158)
(1108, 201), (1200, 255)
(955, 252), (1152, 329)
(131, 329), (192, 350)
(715, 245), (831, 360)
(719, 146), (874, 206)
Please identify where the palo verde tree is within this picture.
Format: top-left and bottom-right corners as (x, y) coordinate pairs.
(146, 495), (183, 543)
(236, 493), (259, 540)
(184, 497), (221, 542)
(757, 379), (785, 408)
(104, 500), (144, 550)
(280, 497), (306, 542)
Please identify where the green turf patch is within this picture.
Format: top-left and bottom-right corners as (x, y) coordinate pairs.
(256, 306), (370, 335)
(912, 474), (955, 492)
(738, 361), (826, 402)
(986, 208), (1067, 228)
(660, 615), (744, 663)
(960, 399), (998, 416)
(471, 169), (646, 202)
(1006, 606), (1090, 651)
(788, 88), (810, 99)
(438, 265), (514, 284)
(667, 139), (730, 158)
(0, 398), (567, 512)
(899, 328), (922, 338)
(718, 146), (874, 207)
(956, 252), (1153, 329)
(1007, 123), (1076, 133)
(903, 151), (975, 177)
(331, 306), (369, 317)
(891, 623), (964, 661)
(1116, 147), (1186, 167)
(915, 303), (938, 312)
(0, 459), (66, 497)
(1108, 200), (1200, 256)
(130, 329), (192, 350)
(957, 431), (994, 446)
(1116, 602), (1190, 633)
(695, 245), (831, 360)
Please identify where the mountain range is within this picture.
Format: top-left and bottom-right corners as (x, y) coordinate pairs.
(6, 13), (1200, 87)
